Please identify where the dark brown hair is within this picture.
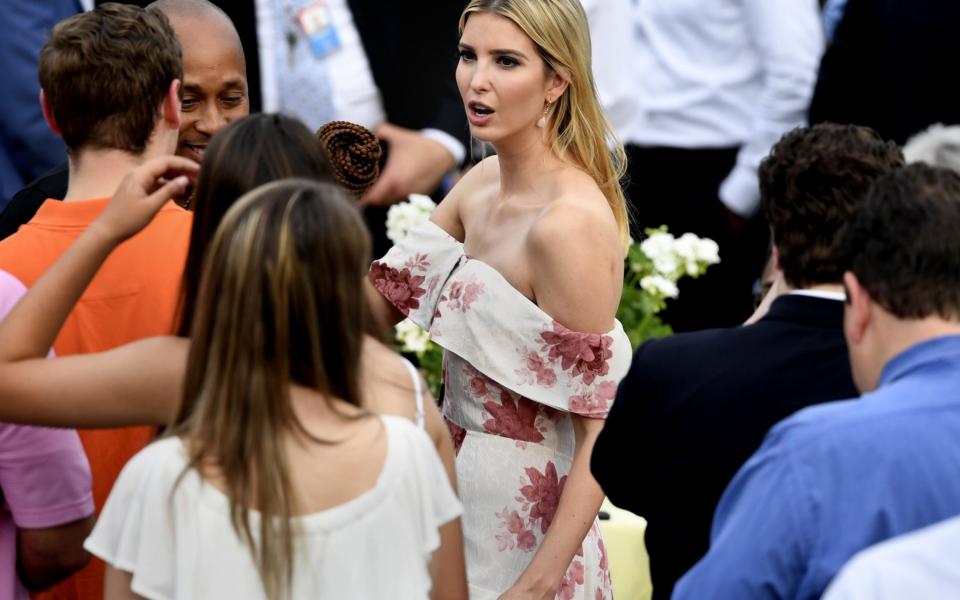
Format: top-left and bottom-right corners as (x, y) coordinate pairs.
(178, 114), (335, 336)
(760, 123), (904, 288)
(843, 164), (960, 320)
(177, 114), (382, 337)
(38, 3), (182, 154)
(172, 179), (371, 599)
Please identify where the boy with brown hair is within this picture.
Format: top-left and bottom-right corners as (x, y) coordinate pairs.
(0, 4), (192, 598)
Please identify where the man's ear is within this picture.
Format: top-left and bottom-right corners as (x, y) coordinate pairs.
(771, 245), (783, 272)
(843, 271), (872, 344)
(39, 90), (62, 136)
(162, 79), (182, 130)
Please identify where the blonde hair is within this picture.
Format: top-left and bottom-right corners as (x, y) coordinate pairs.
(172, 179), (371, 599)
(461, 0), (631, 247)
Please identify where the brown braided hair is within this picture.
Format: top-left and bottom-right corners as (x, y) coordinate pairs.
(316, 121), (382, 195)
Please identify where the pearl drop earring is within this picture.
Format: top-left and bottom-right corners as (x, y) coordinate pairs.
(537, 101), (551, 128)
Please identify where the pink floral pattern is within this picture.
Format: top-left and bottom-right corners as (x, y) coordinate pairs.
(540, 321), (614, 385)
(404, 252), (430, 271)
(495, 507), (537, 552)
(518, 462), (567, 534)
(445, 418), (466, 455)
(568, 380), (619, 418)
(558, 560), (586, 600)
(483, 390), (545, 444)
(440, 276), (484, 313)
(369, 221), (622, 599)
(368, 261), (426, 316)
(515, 349), (558, 387)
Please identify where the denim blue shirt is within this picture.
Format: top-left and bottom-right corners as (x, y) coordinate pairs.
(674, 335), (960, 600)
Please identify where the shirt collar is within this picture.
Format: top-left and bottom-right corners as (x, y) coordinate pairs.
(879, 335), (960, 387)
(788, 289), (846, 302)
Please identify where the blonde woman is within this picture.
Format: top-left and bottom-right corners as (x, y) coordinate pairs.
(366, 1), (631, 598)
(0, 160), (466, 599)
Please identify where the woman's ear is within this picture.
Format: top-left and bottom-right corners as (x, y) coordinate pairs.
(545, 68), (570, 103)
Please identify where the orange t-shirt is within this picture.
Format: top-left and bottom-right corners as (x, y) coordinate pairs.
(0, 198), (192, 600)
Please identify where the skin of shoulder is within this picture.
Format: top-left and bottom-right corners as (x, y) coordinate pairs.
(430, 155), (501, 241)
(526, 180), (623, 334)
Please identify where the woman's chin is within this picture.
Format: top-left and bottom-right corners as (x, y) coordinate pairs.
(469, 127), (498, 144)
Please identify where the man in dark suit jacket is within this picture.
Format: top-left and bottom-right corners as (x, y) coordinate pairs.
(590, 123), (905, 600)
(808, 0), (960, 145)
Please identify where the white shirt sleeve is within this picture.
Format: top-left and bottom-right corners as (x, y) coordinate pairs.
(393, 419), (463, 556)
(718, 0), (824, 216)
(84, 440), (181, 600)
(420, 128), (466, 166)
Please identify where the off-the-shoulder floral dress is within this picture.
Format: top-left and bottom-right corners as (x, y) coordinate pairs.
(370, 221), (632, 600)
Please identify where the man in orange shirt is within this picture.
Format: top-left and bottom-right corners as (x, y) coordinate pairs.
(0, 5), (192, 599)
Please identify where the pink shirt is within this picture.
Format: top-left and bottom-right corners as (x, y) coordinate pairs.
(0, 270), (94, 600)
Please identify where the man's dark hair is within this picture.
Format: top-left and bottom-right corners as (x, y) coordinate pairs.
(842, 163), (960, 320)
(760, 123), (904, 288)
(38, 3), (183, 154)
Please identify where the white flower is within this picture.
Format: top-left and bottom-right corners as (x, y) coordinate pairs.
(385, 195), (437, 242)
(694, 238), (720, 265)
(395, 319), (430, 354)
(653, 254), (679, 277)
(640, 231), (675, 262)
(640, 275), (679, 299)
(407, 193), (437, 212)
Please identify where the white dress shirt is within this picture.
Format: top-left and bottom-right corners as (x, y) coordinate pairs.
(581, 0), (644, 142)
(627, 0), (824, 216)
(255, 0), (464, 163)
(823, 514), (960, 600)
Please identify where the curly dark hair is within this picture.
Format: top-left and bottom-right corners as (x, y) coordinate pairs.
(842, 164), (960, 320)
(759, 123), (904, 288)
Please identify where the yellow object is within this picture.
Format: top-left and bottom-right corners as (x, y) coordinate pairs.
(598, 499), (653, 600)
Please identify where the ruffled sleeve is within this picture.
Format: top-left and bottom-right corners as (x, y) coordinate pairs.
(386, 417), (463, 556)
(83, 438), (185, 600)
(368, 221), (465, 332)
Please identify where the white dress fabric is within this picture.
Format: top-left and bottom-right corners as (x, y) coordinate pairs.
(84, 416), (461, 599)
(370, 221), (633, 599)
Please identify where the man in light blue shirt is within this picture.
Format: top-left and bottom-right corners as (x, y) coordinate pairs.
(674, 163), (960, 600)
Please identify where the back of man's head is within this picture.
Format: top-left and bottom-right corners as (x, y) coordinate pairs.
(760, 123), (904, 289)
(843, 164), (960, 321)
(39, 3), (183, 156)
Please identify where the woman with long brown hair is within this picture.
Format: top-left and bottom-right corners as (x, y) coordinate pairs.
(0, 159), (467, 598)
(365, 1), (632, 598)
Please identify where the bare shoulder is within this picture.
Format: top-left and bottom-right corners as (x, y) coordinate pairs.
(527, 174), (621, 264)
(526, 174), (623, 333)
(431, 156), (500, 240)
(361, 337), (418, 422)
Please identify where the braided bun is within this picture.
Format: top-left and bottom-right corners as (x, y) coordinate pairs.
(315, 121), (382, 195)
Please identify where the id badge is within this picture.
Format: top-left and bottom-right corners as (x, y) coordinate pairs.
(297, 1), (341, 58)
